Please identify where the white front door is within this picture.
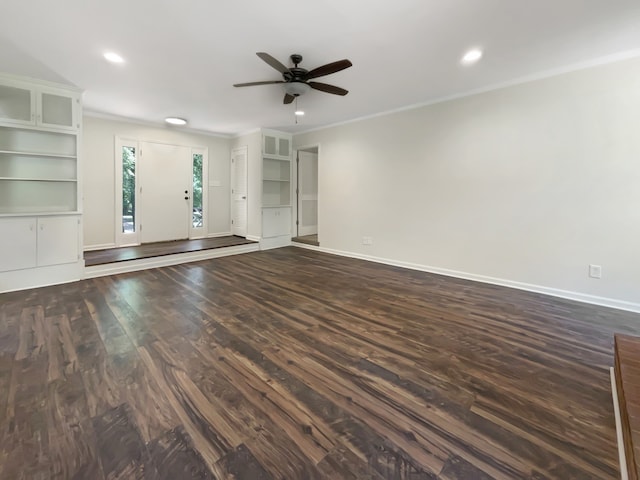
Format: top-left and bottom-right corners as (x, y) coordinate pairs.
(297, 150), (318, 236)
(231, 147), (248, 237)
(139, 142), (191, 243)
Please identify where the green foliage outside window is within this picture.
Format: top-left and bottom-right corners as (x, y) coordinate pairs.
(193, 154), (203, 227)
(122, 146), (136, 233)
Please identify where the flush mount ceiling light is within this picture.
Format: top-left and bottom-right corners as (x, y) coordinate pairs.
(461, 48), (483, 65)
(103, 52), (125, 64)
(165, 117), (187, 126)
(294, 110), (305, 116)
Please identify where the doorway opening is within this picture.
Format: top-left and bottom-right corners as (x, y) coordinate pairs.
(293, 145), (319, 246)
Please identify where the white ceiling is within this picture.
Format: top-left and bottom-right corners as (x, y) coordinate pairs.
(2, 0), (640, 136)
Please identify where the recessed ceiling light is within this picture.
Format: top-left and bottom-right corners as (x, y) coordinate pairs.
(165, 117), (187, 126)
(294, 110), (305, 116)
(103, 52), (125, 64)
(461, 48), (483, 65)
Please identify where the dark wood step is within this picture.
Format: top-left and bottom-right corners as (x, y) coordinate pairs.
(614, 334), (640, 480)
(84, 236), (256, 266)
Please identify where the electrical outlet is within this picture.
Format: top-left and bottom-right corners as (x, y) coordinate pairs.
(589, 264), (602, 279)
(362, 236), (373, 246)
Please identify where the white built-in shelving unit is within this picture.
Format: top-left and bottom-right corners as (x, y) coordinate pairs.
(261, 129), (292, 249)
(0, 74), (83, 292)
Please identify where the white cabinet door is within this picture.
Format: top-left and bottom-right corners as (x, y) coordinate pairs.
(0, 217), (37, 272)
(262, 207), (291, 238)
(0, 82), (35, 127)
(37, 88), (78, 131)
(37, 216), (79, 266)
(262, 131), (291, 158)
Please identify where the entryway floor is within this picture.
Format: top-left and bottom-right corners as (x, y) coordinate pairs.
(292, 234), (319, 246)
(84, 236), (256, 266)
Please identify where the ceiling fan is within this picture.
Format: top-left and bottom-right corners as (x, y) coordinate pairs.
(234, 52), (352, 104)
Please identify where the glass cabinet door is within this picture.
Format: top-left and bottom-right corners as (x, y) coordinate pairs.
(39, 89), (77, 130)
(0, 83), (34, 125)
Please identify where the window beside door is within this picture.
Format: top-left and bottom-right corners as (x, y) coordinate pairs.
(122, 146), (136, 233)
(192, 153), (203, 228)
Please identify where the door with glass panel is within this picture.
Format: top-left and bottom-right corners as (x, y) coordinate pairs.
(115, 138), (207, 246)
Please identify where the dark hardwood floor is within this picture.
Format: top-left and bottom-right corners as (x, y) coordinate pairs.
(84, 236), (255, 266)
(614, 334), (640, 479)
(1, 247), (639, 479)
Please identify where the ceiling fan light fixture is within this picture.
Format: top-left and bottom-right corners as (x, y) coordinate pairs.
(165, 117), (187, 126)
(461, 48), (483, 65)
(283, 82), (311, 97)
(295, 110), (305, 116)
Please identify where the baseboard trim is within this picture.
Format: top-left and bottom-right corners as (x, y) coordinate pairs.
(84, 243), (259, 279)
(611, 367), (630, 480)
(295, 245), (640, 313)
(246, 235), (261, 242)
(207, 232), (232, 238)
(291, 241), (322, 251)
(83, 243), (117, 252)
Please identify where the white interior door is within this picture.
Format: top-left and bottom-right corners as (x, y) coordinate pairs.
(231, 147), (248, 237)
(139, 142), (191, 243)
(297, 150), (318, 236)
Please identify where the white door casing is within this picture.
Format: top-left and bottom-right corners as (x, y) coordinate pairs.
(297, 150), (318, 236)
(231, 147), (248, 237)
(139, 142), (191, 243)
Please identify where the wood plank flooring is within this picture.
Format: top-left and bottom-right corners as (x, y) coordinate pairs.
(614, 334), (640, 479)
(1, 246), (639, 479)
(84, 236), (255, 266)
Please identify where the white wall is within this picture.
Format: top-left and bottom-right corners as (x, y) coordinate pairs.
(294, 57), (640, 309)
(82, 115), (231, 248)
(231, 130), (262, 240)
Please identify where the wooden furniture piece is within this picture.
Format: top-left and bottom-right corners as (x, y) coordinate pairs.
(614, 334), (640, 480)
(261, 129), (292, 249)
(0, 73), (83, 292)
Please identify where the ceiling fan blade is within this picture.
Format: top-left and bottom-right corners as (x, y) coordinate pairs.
(233, 80), (285, 87)
(308, 82), (348, 96)
(256, 52), (289, 74)
(283, 93), (296, 104)
(307, 59), (352, 79)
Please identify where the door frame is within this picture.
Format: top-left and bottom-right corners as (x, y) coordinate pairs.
(293, 143), (320, 239)
(114, 136), (209, 246)
(230, 146), (248, 237)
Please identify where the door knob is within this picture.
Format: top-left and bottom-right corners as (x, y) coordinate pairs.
(242, 196), (246, 199)
(185, 196), (189, 200)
